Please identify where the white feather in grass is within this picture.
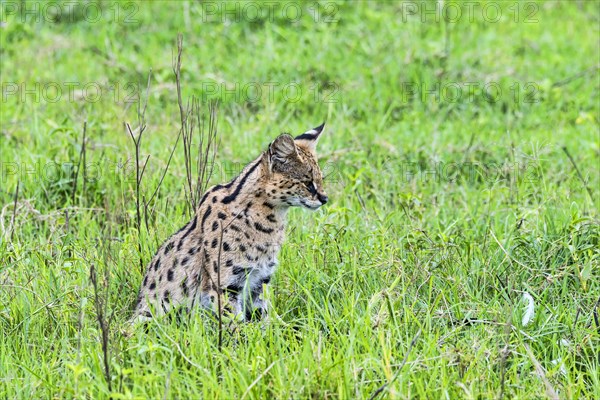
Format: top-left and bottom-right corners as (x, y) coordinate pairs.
(521, 292), (535, 326)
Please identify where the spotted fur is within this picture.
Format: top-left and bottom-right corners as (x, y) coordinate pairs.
(132, 123), (328, 322)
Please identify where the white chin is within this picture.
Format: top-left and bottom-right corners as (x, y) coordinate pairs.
(302, 202), (322, 210)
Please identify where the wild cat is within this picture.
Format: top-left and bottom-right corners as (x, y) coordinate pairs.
(132, 123), (328, 322)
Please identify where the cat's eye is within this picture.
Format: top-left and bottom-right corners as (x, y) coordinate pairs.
(304, 182), (317, 195)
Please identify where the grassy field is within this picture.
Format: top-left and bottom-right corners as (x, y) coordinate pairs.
(1, 1), (599, 398)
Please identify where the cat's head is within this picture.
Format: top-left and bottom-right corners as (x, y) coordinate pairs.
(264, 123), (328, 210)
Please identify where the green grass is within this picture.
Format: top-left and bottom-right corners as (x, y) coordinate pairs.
(1, 1), (599, 398)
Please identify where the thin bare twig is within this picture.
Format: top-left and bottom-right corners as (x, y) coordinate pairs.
(122, 68), (153, 272)
(497, 307), (514, 400)
(9, 181), (19, 241)
(90, 263), (112, 394)
(147, 130), (182, 206)
(523, 343), (559, 400)
(562, 146), (594, 202)
(172, 34), (219, 215)
(126, 123), (146, 274)
(138, 69), (152, 129)
(552, 65), (599, 88)
(71, 122), (87, 203)
(173, 33), (186, 128)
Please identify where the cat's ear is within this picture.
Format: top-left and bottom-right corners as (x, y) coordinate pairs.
(269, 134), (298, 164)
(294, 122), (325, 152)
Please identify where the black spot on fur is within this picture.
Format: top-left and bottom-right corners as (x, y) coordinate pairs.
(222, 160), (261, 204)
(199, 191), (211, 207)
(233, 266), (249, 276)
(223, 242), (231, 251)
(176, 222), (189, 234)
(240, 244), (247, 252)
(266, 214), (276, 223)
(181, 277), (189, 296)
(154, 259), (161, 271)
(201, 206), (212, 229)
(172, 258), (178, 268)
(212, 196), (217, 203)
(226, 291), (238, 304)
(226, 284), (240, 294)
(163, 290), (170, 303)
(182, 257), (189, 266)
(263, 201), (275, 209)
(183, 216), (198, 238)
(143, 276), (148, 287)
(212, 221), (219, 231)
(231, 224), (240, 232)
(254, 222), (274, 233)
(164, 242), (174, 255)
(218, 212), (227, 220)
(211, 238), (218, 248)
(177, 240), (184, 251)
(149, 281), (156, 290)
(167, 269), (174, 281)
(226, 259), (233, 267)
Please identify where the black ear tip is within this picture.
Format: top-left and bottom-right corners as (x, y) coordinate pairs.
(314, 122), (326, 133)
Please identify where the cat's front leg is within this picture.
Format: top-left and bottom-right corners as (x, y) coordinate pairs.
(249, 283), (269, 321)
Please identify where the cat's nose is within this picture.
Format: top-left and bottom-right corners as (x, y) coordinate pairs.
(317, 193), (328, 204)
